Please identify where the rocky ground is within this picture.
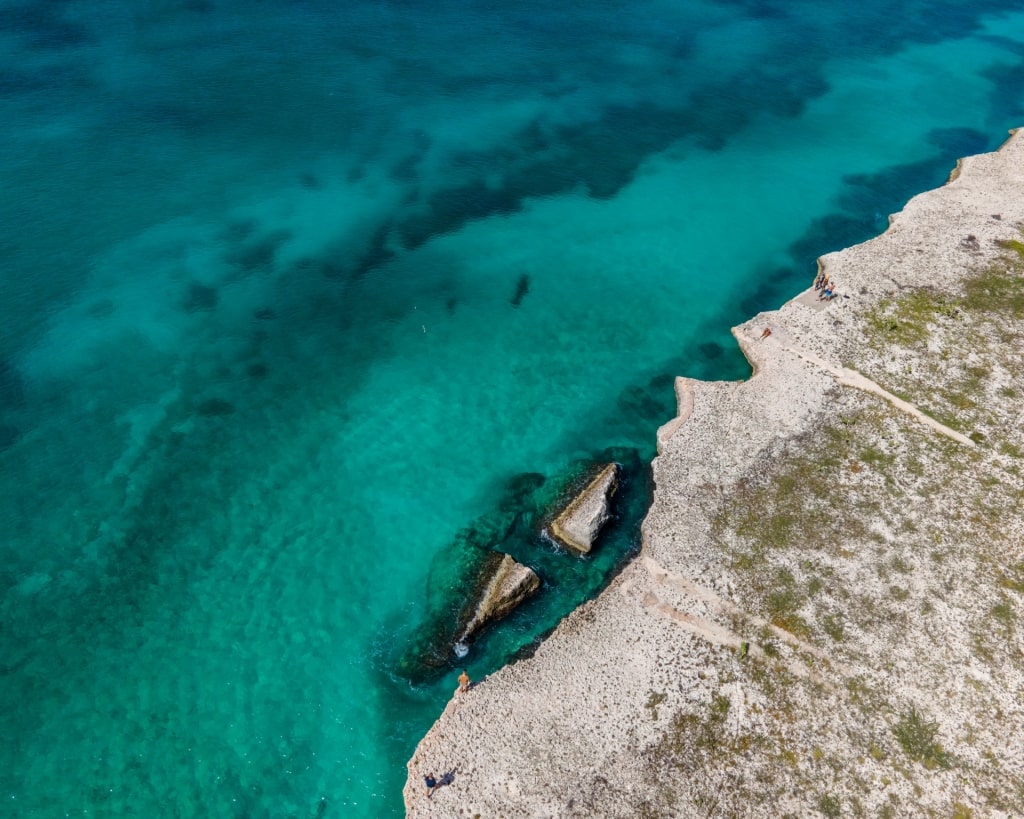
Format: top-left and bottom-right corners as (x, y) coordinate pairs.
(404, 129), (1024, 818)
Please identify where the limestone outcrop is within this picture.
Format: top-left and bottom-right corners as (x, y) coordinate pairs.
(395, 458), (648, 682)
(454, 553), (541, 649)
(405, 129), (1024, 817)
(547, 462), (619, 554)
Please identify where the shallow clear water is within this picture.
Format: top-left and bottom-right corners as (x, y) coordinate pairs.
(2, 1), (1023, 816)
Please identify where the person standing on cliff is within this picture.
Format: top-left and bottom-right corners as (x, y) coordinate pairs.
(457, 669), (471, 693)
(424, 772), (438, 798)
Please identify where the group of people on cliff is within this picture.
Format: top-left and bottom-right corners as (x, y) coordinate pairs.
(815, 271), (838, 301)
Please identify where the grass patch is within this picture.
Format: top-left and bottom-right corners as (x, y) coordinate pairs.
(723, 411), (877, 566)
(998, 561), (1024, 594)
(646, 693), (738, 775)
(990, 597), (1015, 634)
(860, 445), (895, 468)
(766, 571), (812, 638)
(998, 441), (1023, 458)
(893, 707), (953, 770)
(962, 264), (1024, 318)
(818, 794), (842, 818)
(822, 612), (845, 642)
(995, 231), (1024, 263)
(646, 690), (667, 720)
(865, 289), (960, 348)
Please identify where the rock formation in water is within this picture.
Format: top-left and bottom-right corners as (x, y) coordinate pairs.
(395, 472), (547, 681)
(548, 462), (619, 555)
(454, 552), (541, 649)
(405, 129), (1024, 817)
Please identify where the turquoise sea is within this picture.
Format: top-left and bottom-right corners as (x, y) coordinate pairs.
(2, 1), (1023, 816)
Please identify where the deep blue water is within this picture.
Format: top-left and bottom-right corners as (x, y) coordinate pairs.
(1, 1), (1023, 816)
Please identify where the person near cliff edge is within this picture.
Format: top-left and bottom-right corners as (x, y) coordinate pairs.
(424, 772), (438, 798)
(457, 669), (471, 693)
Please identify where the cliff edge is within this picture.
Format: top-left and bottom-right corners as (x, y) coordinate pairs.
(405, 129), (1024, 818)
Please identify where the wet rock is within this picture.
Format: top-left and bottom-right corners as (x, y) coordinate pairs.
(454, 553), (541, 650)
(548, 463), (619, 555)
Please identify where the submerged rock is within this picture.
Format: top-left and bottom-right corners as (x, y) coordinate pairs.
(548, 463), (619, 555)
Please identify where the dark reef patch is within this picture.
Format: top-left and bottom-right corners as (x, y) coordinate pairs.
(350, 223), (396, 281)
(0, 1), (92, 51)
(390, 152), (424, 183)
(219, 220), (257, 245)
(392, 60), (836, 249)
(0, 63), (90, 96)
(616, 383), (673, 426)
(400, 180), (524, 249)
(183, 282), (218, 313)
(736, 265), (802, 319)
(788, 150), (969, 275)
(287, 223), (395, 284)
(0, 423), (21, 452)
(223, 229), (292, 276)
(926, 126), (991, 157)
(196, 398), (235, 417)
(0, 358), (26, 409)
(510, 274), (531, 307)
(981, 59), (1024, 129)
(698, 341), (724, 361)
(292, 255), (345, 282)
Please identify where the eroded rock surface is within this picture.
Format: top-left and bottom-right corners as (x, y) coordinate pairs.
(549, 463), (619, 555)
(455, 553), (541, 648)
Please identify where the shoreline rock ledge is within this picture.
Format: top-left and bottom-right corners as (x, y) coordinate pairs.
(404, 129), (1024, 817)
(547, 462), (619, 555)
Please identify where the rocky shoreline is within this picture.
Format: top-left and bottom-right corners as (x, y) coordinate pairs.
(405, 129), (1024, 817)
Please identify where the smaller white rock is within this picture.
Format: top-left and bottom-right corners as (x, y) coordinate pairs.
(550, 463), (619, 555)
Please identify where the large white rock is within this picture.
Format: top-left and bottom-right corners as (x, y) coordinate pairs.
(455, 553), (541, 646)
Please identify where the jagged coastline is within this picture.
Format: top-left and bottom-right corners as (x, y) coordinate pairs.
(405, 129), (1024, 817)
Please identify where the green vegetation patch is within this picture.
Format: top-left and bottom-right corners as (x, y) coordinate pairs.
(766, 569), (812, 638)
(962, 264), (1024, 318)
(893, 706), (953, 770)
(999, 561), (1024, 594)
(726, 411), (878, 563)
(995, 231), (1024, 265)
(865, 289), (961, 348)
(646, 690), (667, 720)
